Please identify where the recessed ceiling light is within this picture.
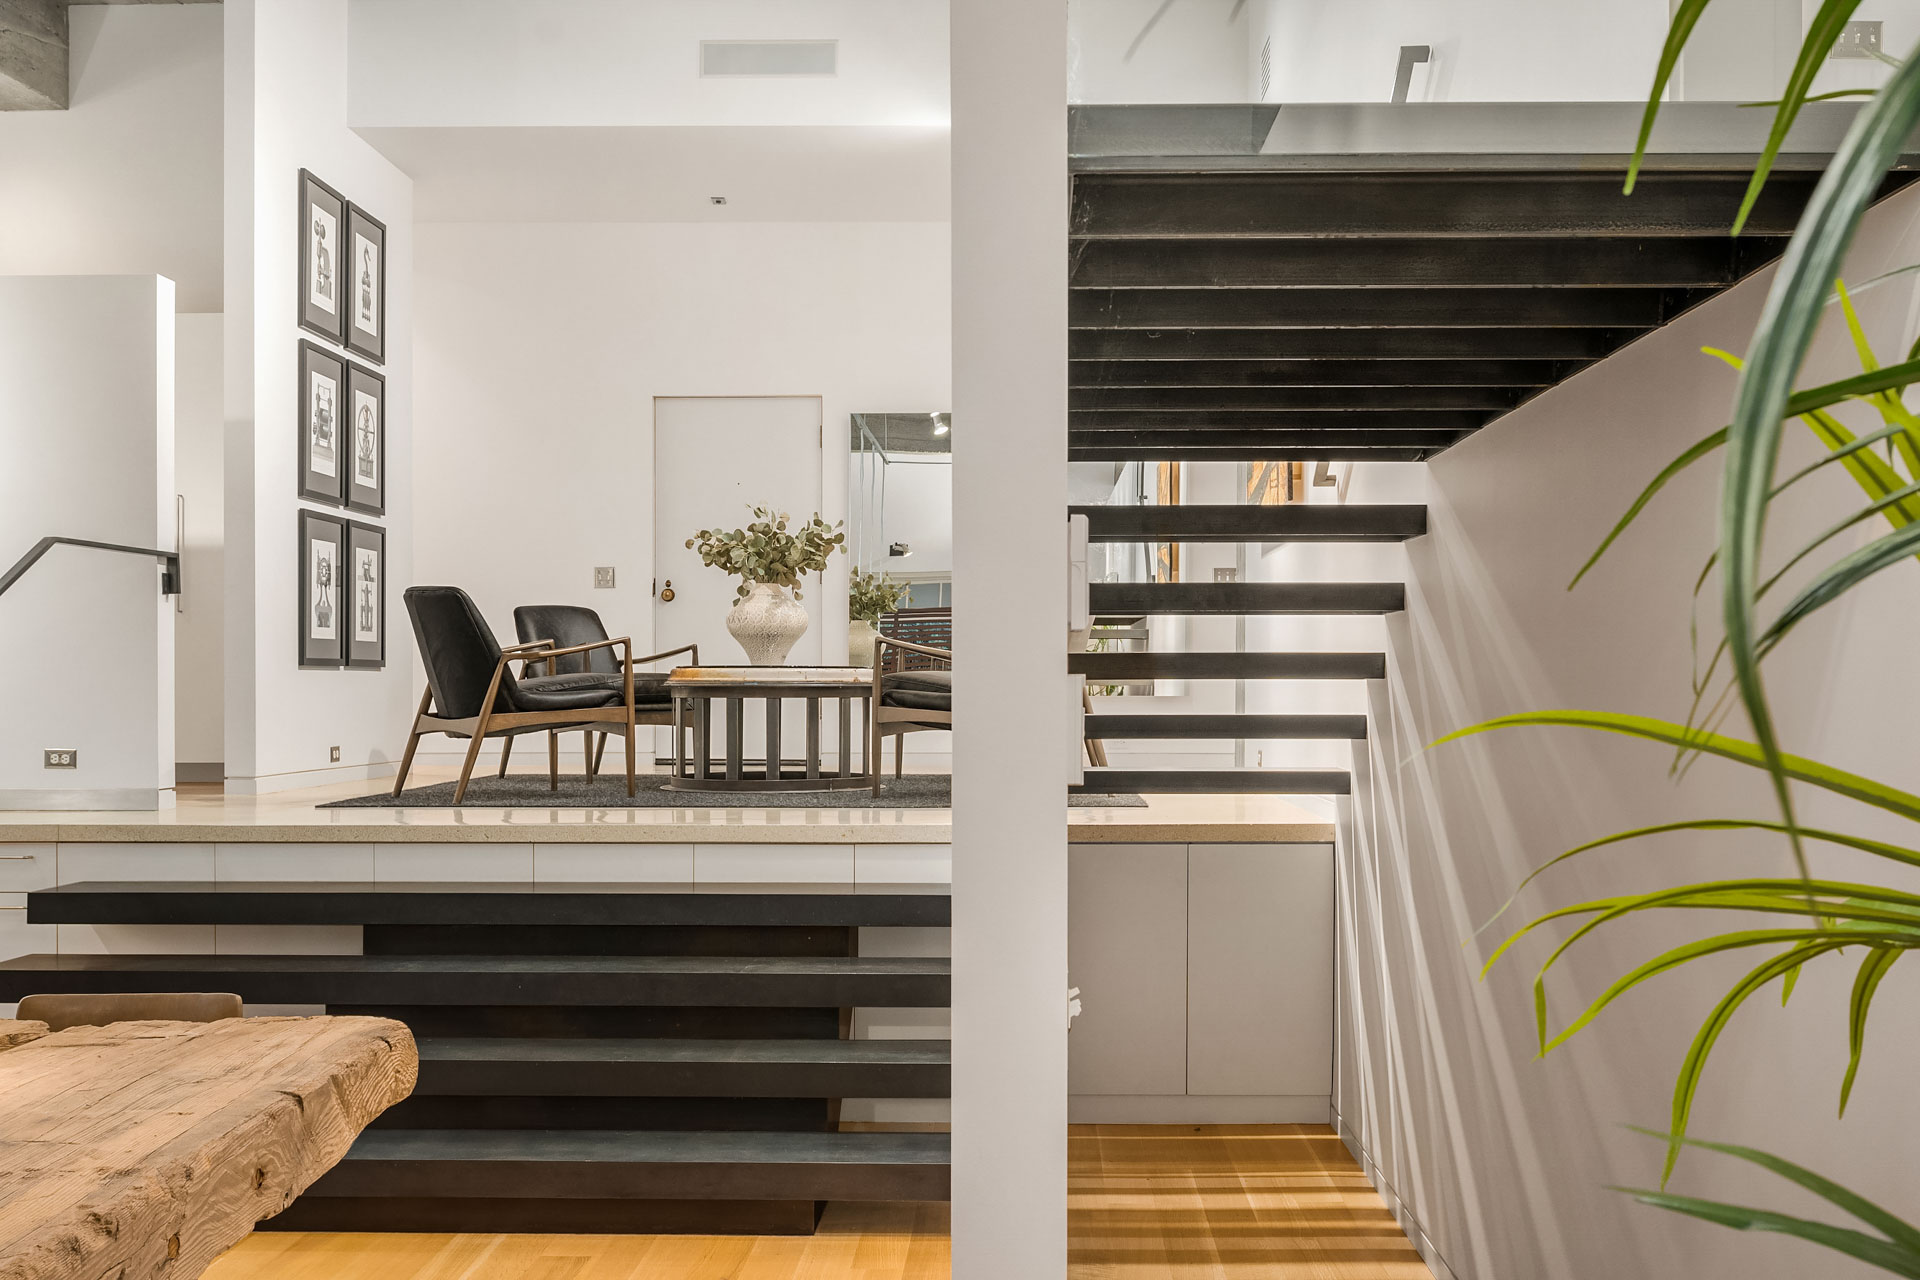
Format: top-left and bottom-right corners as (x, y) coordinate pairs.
(709, 196), (728, 205)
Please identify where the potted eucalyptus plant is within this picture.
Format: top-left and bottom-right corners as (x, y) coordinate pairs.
(847, 568), (908, 666)
(686, 506), (844, 665)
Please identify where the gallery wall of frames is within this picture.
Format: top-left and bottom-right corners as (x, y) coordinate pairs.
(295, 168), (387, 670)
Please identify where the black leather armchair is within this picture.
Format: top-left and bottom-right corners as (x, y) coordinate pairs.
(392, 587), (670, 802)
(510, 604), (697, 781)
(869, 635), (953, 798)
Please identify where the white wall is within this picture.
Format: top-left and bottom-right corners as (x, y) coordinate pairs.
(1335, 183), (1920, 1279)
(348, 0), (949, 128)
(1067, 0), (1250, 104)
(226, 0), (415, 794)
(0, 276), (175, 810)
(879, 460), (953, 575)
(411, 220), (949, 683)
(0, 5), (222, 312)
(175, 314), (224, 770)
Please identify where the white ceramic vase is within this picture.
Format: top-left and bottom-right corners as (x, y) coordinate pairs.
(726, 582), (809, 665)
(848, 618), (878, 667)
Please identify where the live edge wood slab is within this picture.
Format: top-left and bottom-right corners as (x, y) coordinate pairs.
(0, 1016), (417, 1280)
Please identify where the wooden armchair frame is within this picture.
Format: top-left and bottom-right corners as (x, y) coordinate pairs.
(870, 635), (953, 799)
(502, 641), (702, 782)
(393, 635), (680, 804)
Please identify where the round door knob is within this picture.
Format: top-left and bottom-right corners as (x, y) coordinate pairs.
(659, 580), (676, 603)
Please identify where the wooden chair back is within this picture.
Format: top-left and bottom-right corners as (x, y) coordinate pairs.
(878, 607), (952, 671)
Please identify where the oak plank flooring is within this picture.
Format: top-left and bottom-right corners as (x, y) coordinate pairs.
(205, 1124), (1419, 1279)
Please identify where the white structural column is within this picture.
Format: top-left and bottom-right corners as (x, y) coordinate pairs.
(951, 1), (1070, 1276)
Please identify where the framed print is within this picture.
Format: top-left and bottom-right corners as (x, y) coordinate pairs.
(297, 340), (346, 505)
(298, 510), (347, 668)
(345, 203), (386, 363)
(345, 361), (385, 515)
(298, 170), (348, 343)
(346, 521), (386, 669)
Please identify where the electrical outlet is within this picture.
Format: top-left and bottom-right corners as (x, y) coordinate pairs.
(43, 749), (76, 769)
(1831, 20), (1882, 59)
(594, 566), (616, 589)
(1213, 567), (1237, 583)
(329, 746), (341, 763)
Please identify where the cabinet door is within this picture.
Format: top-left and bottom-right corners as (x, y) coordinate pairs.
(1068, 844), (1187, 1096)
(1188, 844), (1333, 1097)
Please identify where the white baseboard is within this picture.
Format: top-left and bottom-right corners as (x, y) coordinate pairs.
(1068, 1094), (1330, 1124)
(1334, 1108), (1455, 1280)
(0, 788), (174, 811)
(225, 760), (397, 796)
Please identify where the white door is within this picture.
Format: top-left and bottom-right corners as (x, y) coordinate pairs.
(653, 397), (831, 767)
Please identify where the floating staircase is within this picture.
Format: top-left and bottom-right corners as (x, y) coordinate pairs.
(3, 882), (952, 1234)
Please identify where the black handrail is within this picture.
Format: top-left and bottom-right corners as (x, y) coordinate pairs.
(0, 537), (181, 599)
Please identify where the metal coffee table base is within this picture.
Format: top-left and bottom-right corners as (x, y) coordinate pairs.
(665, 687), (874, 793)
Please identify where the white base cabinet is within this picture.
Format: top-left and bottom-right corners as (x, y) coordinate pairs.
(1069, 842), (1334, 1122)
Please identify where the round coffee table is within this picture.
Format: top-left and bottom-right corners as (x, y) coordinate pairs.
(663, 666), (874, 792)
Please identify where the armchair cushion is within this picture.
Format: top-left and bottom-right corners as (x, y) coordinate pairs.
(510, 674), (630, 713)
(882, 668), (951, 713)
(519, 669), (673, 708)
(514, 604), (618, 676)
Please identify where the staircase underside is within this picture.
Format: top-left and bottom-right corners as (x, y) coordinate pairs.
(1069, 113), (1920, 463)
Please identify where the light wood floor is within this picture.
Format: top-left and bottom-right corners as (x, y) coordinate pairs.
(203, 1125), (1424, 1280)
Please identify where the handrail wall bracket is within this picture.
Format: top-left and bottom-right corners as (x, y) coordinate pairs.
(0, 537), (182, 600)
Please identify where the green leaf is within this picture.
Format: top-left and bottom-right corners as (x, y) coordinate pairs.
(1841, 946), (1901, 1114)
(1739, 87), (1881, 107)
(1760, 519), (1920, 650)
(1433, 710), (1920, 825)
(1625, 1129), (1920, 1255)
(1569, 427), (1727, 589)
(1726, 0), (1868, 236)
(1716, 33), (1920, 879)
(1665, 942), (1837, 1182)
(1627, 0), (1717, 195)
(1620, 1189), (1920, 1276)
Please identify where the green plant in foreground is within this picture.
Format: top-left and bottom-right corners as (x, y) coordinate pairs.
(686, 506), (844, 602)
(1619, 1132), (1920, 1277)
(1436, 0), (1920, 1198)
(848, 568), (907, 624)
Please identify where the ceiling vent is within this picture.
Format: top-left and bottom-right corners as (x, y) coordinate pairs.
(700, 40), (838, 78)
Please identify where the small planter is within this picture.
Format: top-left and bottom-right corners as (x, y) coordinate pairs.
(727, 582), (809, 665)
(849, 618), (878, 667)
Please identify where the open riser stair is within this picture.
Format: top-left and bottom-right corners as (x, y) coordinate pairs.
(1, 883), (952, 1235)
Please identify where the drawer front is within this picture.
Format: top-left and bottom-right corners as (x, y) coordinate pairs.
(0, 846), (56, 894)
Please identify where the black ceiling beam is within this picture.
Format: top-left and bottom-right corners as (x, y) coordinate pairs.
(1070, 327), (1631, 361)
(1073, 503), (1427, 542)
(1084, 714), (1369, 740)
(1069, 171), (1837, 238)
(1070, 236), (1785, 290)
(1070, 358), (1568, 388)
(1071, 385), (1525, 412)
(1072, 287), (1701, 330)
(1071, 446), (1440, 462)
(1070, 409), (1490, 432)
(1070, 651), (1387, 680)
(1069, 431), (1467, 453)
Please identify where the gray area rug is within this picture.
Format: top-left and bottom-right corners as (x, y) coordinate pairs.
(323, 772), (1146, 810)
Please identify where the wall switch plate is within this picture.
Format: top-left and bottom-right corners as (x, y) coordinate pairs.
(1832, 20), (1882, 59)
(329, 746), (341, 763)
(1213, 567), (1238, 583)
(594, 566), (616, 589)
(43, 749), (76, 769)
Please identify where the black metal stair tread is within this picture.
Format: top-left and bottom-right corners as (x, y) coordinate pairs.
(1073, 769), (1350, 795)
(1089, 581), (1405, 615)
(0, 953), (950, 1007)
(1072, 503), (1426, 542)
(27, 882), (950, 927)
(1084, 714), (1365, 740)
(305, 1128), (954, 1203)
(419, 1037), (949, 1066)
(340, 1128), (950, 1166)
(1071, 651), (1385, 680)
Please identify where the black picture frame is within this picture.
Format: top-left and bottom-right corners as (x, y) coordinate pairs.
(298, 510), (347, 668)
(297, 340), (347, 506)
(345, 521), (386, 669)
(298, 170), (348, 344)
(344, 360), (385, 515)
(344, 203), (386, 363)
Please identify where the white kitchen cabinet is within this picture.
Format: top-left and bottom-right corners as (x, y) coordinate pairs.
(1068, 843), (1188, 1096)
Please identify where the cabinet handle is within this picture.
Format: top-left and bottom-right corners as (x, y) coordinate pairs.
(0, 855), (36, 861)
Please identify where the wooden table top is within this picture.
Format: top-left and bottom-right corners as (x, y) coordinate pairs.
(667, 665), (874, 692)
(0, 1016), (417, 1280)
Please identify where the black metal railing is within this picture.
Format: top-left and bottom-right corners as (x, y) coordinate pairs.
(0, 537), (181, 599)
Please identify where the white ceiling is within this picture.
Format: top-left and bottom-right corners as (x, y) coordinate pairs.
(356, 124), (950, 223)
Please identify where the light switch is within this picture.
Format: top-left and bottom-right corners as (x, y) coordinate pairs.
(594, 567), (616, 589)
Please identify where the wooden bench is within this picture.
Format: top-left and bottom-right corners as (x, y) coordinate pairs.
(0, 1016), (417, 1280)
